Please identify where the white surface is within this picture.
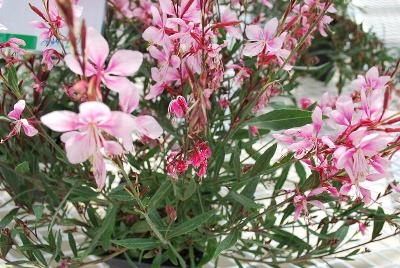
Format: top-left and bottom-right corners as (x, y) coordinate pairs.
(0, 0), (106, 50)
(348, 0), (400, 48)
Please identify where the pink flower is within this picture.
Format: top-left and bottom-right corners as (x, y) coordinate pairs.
(30, 2), (65, 44)
(249, 125), (259, 137)
(262, 0), (273, 8)
(64, 27), (143, 113)
(148, 45), (180, 73)
(220, 8), (242, 40)
(41, 102), (162, 189)
(330, 95), (359, 127)
(0, 38), (26, 54)
(273, 107), (334, 159)
(1, 100), (38, 144)
(243, 18), (290, 68)
(243, 18), (279, 57)
(169, 96), (188, 118)
(42, 48), (62, 70)
(146, 67), (183, 99)
(300, 97), (312, 109)
(358, 222), (367, 235)
(219, 97), (230, 109)
(160, 0), (200, 23)
(142, 6), (171, 45)
(351, 67), (390, 92)
(334, 130), (392, 203)
(350, 67), (390, 119)
(293, 187), (326, 221)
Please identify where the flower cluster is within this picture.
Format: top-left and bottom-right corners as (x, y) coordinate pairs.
(275, 66), (398, 218)
(166, 140), (212, 180)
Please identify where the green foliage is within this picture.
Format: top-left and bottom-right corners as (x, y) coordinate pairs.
(0, 1), (398, 268)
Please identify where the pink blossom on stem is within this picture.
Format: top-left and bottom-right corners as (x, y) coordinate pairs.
(42, 48), (62, 70)
(300, 97), (313, 109)
(30, 2), (65, 44)
(330, 95), (359, 127)
(243, 18), (290, 69)
(220, 8), (242, 40)
(41, 101), (162, 189)
(142, 6), (172, 45)
(64, 27), (143, 113)
(169, 96), (189, 118)
(351, 66), (390, 92)
(293, 187), (327, 221)
(1, 100), (38, 144)
(334, 130), (392, 203)
(249, 126), (259, 137)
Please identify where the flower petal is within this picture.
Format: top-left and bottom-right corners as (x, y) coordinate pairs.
(134, 115), (163, 139)
(106, 50), (143, 76)
(41, 111), (80, 132)
(86, 27), (109, 68)
(93, 151), (107, 189)
(63, 131), (96, 164)
(20, 119), (38, 137)
(118, 85), (140, 114)
(245, 24), (263, 40)
(8, 100), (25, 120)
(78, 101), (111, 124)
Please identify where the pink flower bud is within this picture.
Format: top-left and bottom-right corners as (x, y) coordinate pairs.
(300, 97), (312, 109)
(249, 125), (259, 137)
(168, 96), (188, 118)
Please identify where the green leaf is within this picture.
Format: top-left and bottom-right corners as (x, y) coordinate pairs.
(15, 162), (30, 174)
(372, 207), (385, 240)
(108, 186), (134, 202)
(33, 205), (43, 222)
(300, 172), (320, 192)
(228, 191), (261, 210)
(198, 239), (217, 266)
(68, 233), (78, 257)
(213, 230), (240, 258)
(182, 178), (197, 201)
(82, 205), (119, 258)
(112, 238), (162, 250)
(274, 165), (291, 192)
(247, 109), (313, 130)
(0, 232), (12, 258)
(294, 161), (307, 184)
(148, 180), (172, 209)
(6, 65), (21, 96)
(249, 143), (277, 177)
(270, 228), (312, 254)
(0, 208), (19, 228)
(167, 211), (214, 239)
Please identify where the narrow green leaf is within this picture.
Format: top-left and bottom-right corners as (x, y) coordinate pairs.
(228, 191), (261, 210)
(372, 207), (385, 240)
(82, 205), (118, 258)
(15, 162), (30, 174)
(300, 172), (320, 192)
(294, 161), (307, 184)
(0, 208), (19, 228)
(247, 109), (313, 130)
(148, 180), (172, 209)
(213, 230), (240, 258)
(112, 238), (161, 250)
(250, 143), (277, 177)
(68, 233), (78, 257)
(167, 211), (214, 239)
(274, 165), (291, 192)
(33, 205), (43, 222)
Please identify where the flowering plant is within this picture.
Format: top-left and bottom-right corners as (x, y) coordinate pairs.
(0, 0), (399, 267)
